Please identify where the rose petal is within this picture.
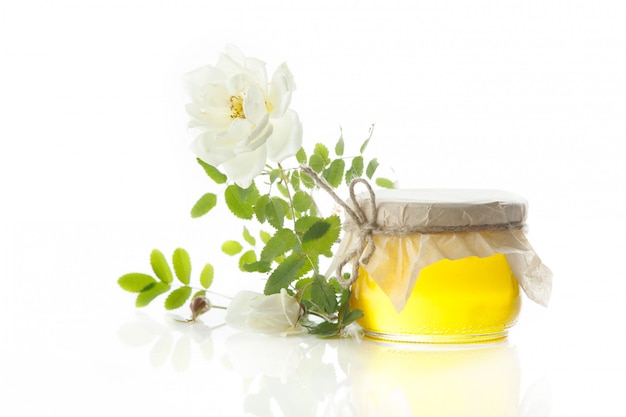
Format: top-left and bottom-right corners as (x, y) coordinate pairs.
(279, 288), (301, 328)
(199, 83), (230, 109)
(243, 84), (268, 125)
(219, 45), (268, 88)
(186, 103), (231, 130)
(235, 114), (272, 153)
(268, 63), (296, 118)
(226, 72), (253, 96)
(266, 109), (303, 163)
(215, 46), (246, 76)
(225, 118), (254, 141)
(224, 291), (260, 330)
(190, 131), (234, 167)
(221, 144), (267, 188)
(183, 64), (227, 104)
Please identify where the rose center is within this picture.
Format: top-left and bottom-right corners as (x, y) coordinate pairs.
(229, 95), (245, 119)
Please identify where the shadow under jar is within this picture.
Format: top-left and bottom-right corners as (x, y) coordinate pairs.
(332, 188), (552, 344)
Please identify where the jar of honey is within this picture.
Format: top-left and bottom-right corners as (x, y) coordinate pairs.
(330, 187), (552, 343)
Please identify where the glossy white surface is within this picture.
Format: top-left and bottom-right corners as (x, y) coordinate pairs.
(1, 214), (623, 416)
(2, 1), (625, 416)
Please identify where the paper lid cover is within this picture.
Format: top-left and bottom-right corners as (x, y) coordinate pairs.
(353, 188), (528, 230)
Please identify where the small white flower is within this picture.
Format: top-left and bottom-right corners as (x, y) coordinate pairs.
(184, 45), (303, 188)
(225, 289), (304, 336)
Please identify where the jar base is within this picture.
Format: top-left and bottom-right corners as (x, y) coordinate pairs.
(363, 329), (509, 344)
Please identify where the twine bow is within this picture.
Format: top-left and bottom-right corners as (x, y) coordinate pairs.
(299, 165), (379, 287)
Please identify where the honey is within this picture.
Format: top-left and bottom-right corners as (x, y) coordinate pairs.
(351, 253), (521, 343)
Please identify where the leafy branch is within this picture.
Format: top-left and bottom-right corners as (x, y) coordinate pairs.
(118, 127), (394, 337)
(118, 248), (214, 310)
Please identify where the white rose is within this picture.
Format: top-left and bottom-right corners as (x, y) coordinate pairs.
(184, 45), (303, 188)
(225, 289), (304, 336)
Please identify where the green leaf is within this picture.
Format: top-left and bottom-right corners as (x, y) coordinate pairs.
(264, 254), (306, 295)
(338, 282), (351, 304)
(238, 250), (257, 272)
(328, 277), (344, 293)
(260, 228), (296, 263)
(243, 226), (256, 246)
(310, 275), (338, 314)
(254, 194), (270, 223)
(277, 182), (289, 199)
(290, 170), (301, 191)
(222, 240), (243, 256)
(259, 230), (271, 244)
(314, 143), (330, 162)
(308, 321), (340, 338)
(255, 194), (287, 228)
(191, 192), (217, 218)
(241, 260), (272, 273)
(192, 289), (206, 299)
(366, 158), (379, 179)
(199, 263), (214, 289)
(150, 249), (173, 284)
(164, 286), (192, 310)
(135, 282), (170, 307)
(224, 183), (258, 220)
(269, 169), (281, 184)
(323, 159), (345, 188)
(265, 197), (288, 230)
(296, 147), (307, 164)
(360, 125), (375, 154)
(299, 216), (341, 257)
(341, 308), (364, 326)
(172, 248), (191, 285)
(196, 158), (227, 184)
(308, 154), (326, 173)
(295, 277), (314, 290)
(302, 220), (330, 243)
(335, 132), (344, 156)
(345, 156), (364, 184)
(118, 273), (156, 293)
(292, 191), (313, 213)
(375, 177), (396, 189)
(300, 171), (315, 189)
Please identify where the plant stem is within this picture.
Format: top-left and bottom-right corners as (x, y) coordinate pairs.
(277, 163), (319, 275)
(306, 309), (337, 322)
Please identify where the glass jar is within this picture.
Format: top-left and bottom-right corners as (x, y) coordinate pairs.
(330, 188), (552, 344)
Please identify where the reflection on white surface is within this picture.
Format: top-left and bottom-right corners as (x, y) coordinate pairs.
(117, 311), (220, 372)
(117, 313), (551, 417)
(224, 332), (343, 416)
(517, 376), (552, 417)
(340, 340), (525, 417)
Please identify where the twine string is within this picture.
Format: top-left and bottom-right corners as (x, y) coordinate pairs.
(299, 165), (525, 288)
(300, 165), (378, 287)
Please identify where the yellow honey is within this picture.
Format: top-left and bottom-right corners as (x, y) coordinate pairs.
(351, 252), (521, 343)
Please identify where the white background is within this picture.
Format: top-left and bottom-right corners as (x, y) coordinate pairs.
(1, 0), (625, 416)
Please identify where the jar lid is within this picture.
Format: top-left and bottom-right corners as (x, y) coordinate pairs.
(355, 188), (528, 232)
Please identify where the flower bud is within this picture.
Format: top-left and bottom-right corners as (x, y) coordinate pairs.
(189, 296), (212, 322)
